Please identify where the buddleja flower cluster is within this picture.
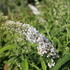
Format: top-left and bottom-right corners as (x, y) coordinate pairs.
(1, 20), (59, 68)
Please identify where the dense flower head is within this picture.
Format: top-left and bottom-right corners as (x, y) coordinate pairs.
(1, 20), (59, 68)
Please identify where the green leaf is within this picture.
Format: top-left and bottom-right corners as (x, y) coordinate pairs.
(20, 59), (28, 70)
(51, 54), (70, 70)
(40, 57), (47, 70)
(30, 63), (41, 70)
(0, 44), (16, 54)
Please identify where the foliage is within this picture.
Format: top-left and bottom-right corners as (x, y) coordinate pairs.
(0, 0), (70, 70)
(51, 54), (70, 70)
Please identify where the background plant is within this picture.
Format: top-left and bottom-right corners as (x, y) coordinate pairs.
(0, 0), (70, 70)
